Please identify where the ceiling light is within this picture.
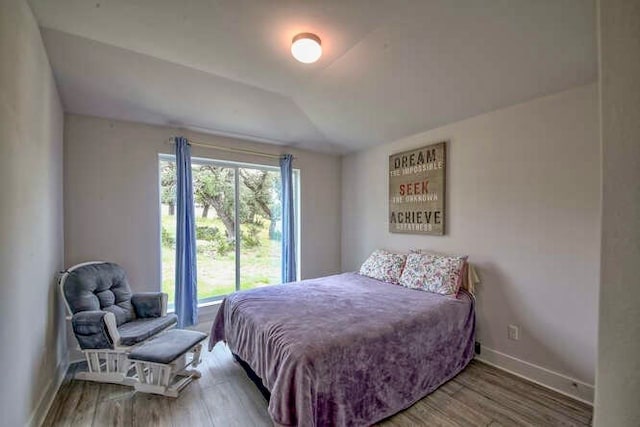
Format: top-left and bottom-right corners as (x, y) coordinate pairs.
(291, 33), (322, 64)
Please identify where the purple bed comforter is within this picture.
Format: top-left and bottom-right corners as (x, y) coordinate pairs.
(209, 272), (475, 426)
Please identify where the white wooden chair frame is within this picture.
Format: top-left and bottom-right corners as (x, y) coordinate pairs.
(133, 345), (204, 397)
(59, 261), (174, 387)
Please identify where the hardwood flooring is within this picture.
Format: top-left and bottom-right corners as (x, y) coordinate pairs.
(43, 343), (592, 426)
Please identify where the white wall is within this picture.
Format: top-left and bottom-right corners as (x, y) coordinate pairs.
(0, 0), (66, 425)
(594, 0), (640, 424)
(342, 84), (600, 400)
(63, 113), (342, 295)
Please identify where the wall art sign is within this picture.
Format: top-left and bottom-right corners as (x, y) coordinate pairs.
(389, 141), (446, 235)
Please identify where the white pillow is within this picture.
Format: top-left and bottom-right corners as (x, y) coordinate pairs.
(359, 249), (407, 285)
(399, 252), (467, 295)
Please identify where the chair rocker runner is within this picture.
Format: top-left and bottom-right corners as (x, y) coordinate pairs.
(59, 261), (207, 397)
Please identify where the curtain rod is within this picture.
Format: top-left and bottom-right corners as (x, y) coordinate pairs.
(167, 138), (295, 160)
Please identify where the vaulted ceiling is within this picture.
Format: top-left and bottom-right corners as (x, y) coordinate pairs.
(29, 0), (597, 154)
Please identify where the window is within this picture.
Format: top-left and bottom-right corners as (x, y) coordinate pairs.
(159, 155), (299, 305)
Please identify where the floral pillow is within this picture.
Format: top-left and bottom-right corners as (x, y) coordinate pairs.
(359, 249), (407, 284)
(399, 252), (467, 296)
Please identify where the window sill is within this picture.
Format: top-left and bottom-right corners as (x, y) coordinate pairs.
(198, 299), (223, 309)
(167, 299), (223, 314)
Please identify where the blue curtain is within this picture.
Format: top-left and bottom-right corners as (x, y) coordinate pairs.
(280, 154), (297, 283)
(174, 137), (198, 327)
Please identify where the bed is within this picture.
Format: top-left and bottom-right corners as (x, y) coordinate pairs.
(209, 272), (475, 426)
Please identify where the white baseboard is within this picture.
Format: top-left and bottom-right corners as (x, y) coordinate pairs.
(475, 346), (594, 405)
(28, 357), (69, 427)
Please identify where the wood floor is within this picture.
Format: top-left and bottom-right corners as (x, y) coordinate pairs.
(43, 343), (592, 427)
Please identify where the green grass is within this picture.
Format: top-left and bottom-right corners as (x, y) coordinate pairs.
(161, 207), (281, 304)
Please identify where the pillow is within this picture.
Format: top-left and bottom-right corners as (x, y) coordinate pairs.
(359, 249), (407, 284)
(399, 252), (467, 296)
(410, 249), (477, 294)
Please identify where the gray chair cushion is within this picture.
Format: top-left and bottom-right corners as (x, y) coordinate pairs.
(131, 292), (164, 318)
(63, 263), (134, 326)
(71, 311), (113, 350)
(118, 314), (178, 346)
(129, 329), (207, 364)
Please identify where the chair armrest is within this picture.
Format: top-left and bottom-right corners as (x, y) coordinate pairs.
(131, 292), (168, 318)
(71, 311), (119, 350)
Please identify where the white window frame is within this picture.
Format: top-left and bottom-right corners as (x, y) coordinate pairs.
(158, 154), (300, 305)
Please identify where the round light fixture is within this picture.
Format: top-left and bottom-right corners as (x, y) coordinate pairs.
(291, 33), (322, 64)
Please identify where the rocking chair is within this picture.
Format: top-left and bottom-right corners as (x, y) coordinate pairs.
(59, 261), (178, 385)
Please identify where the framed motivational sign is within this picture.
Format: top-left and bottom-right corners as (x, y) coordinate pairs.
(389, 141), (446, 235)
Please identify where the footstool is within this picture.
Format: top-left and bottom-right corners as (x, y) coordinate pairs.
(128, 329), (207, 397)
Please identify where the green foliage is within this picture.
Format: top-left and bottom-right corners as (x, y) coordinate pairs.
(195, 241), (211, 254)
(241, 223), (263, 249)
(215, 237), (234, 257)
(161, 226), (175, 247)
(160, 161), (176, 208)
(163, 161), (282, 240)
(196, 225), (220, 241)
(239, 169), (281, 240)
(193, 165), (236, 237)
(194, 228), (233, 257)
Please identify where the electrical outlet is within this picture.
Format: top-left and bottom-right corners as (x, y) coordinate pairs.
(508, 324), (520, 341)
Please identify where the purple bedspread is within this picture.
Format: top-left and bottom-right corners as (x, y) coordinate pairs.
(209, 272), (475, 426)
